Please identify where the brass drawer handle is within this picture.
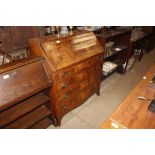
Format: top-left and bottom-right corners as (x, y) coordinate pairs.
(62, 72), (68, 77)
(63, 105), (68, 110)
(64, 93), (68, 98)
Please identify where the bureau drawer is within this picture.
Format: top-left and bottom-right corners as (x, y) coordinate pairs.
(77, 55), (103, 72)
(79, 80), (89, 91)
(77, 60), (89, 71)
(58, 87), (78, 102)
(77, 70), (88, 82)
(57, 76), (77, 92)
(77, 58), (96, 72)
(60, 98), (77, 116)
(55, 66), (76, 81)
(79, 87), (91, 103)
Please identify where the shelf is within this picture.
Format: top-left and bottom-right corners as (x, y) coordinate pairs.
(104, 44), (127, 60)
(96, 29), (131, 39)
(102, 58), (125, 80)
(0, 92), (49, 128)
(113, 59), (125, 74)
(31, 117), (52, 129)
(113, 59), (125, 67)
(114, 44), (128, 51)
(5, 105), (51, 129)
(102, 66), (118, 79)
(130, 32), (151, 43)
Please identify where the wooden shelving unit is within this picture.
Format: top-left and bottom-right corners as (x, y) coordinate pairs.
(95, 28), (132, 79)
(102, 65), (118, 80)
(104, 44), (127, 59)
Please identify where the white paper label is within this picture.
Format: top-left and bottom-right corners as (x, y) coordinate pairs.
(143, 76), (146, 80)
(3, 74), (9, 79)
(111, 122), (119, 128)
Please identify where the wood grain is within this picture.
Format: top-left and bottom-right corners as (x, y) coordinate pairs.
(0, 92), (49, 127)
(30, 117), (52, 129)
(0, 57), (50, 110)
(0, 57), (53, 129)
(101, 63), (155, 129)
(5, 105), (51, 129)
(29, 31), (104, 126)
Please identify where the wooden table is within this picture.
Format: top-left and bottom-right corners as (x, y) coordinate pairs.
(101, 63), (155, 129)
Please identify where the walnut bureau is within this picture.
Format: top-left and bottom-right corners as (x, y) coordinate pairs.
(0, 57), (53, 129)
(29, 31), (104, 126)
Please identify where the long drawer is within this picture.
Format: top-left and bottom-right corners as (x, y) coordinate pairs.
(58, 87), (79, 102)
(76, 54), (103, 72)
(56, 76), (77, 93)
(55, 66), (76, 81)
(59, 96), (78, 116)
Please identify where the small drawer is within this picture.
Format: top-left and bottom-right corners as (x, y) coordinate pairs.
(61, 103), (71, 116)
(79, 87), (91, 102)
(57, 76), (77, 92)
(58, 87), (78, 102)
(79, 80), (89, 91)
(59, 91), (78, 116)
(60, 97), (77, 116)
(77, 62), (88, 71)
(77, 59), (94, 71)
(77, 70), (88, 82)
(55, 66), (76, 81)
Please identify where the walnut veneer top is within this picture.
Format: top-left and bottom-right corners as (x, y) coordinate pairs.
(29, 31), (104, 71)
